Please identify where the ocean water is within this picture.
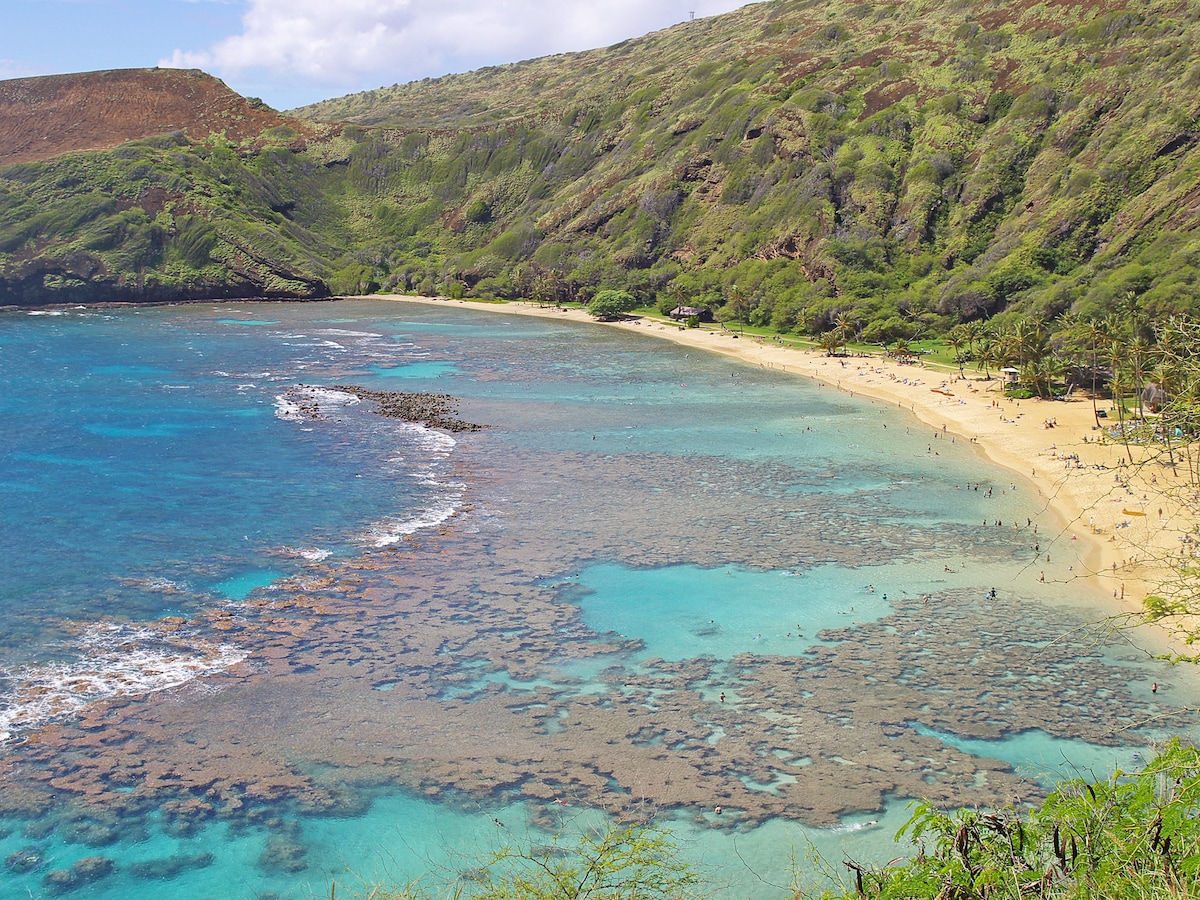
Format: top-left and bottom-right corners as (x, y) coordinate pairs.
(0, 299), (1194, 899)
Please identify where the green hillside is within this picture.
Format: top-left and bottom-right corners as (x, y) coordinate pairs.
(3, 0), (1200, 338)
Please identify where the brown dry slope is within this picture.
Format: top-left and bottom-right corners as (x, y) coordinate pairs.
(0, 68), (312, 165)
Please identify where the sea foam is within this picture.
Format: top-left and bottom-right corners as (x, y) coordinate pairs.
(280, 546), (333, 561)
(315, 328), (384, 338)
(273, 385), (362, 422)
(0, 624), (245, 743)
(274, 386), (465, 545)
(365, 493), (464, 546)
(365, 422), (463, 546)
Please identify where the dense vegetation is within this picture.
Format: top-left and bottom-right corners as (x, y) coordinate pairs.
(0, 125), (354, 304)
(4, 0), (1200, 333)
(293, 0), (1200, 343)
(844, 739), (1200, 898)
(4, 4), (1200, 893)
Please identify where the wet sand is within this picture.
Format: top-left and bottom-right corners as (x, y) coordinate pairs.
(395, 295), (1196, 653)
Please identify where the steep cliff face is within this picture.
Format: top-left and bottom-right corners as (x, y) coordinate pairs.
(0, 244), (331, 307)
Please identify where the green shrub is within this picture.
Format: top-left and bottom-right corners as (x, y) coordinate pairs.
(833, 739), (1200, 899)
(587, 288), (638, 319)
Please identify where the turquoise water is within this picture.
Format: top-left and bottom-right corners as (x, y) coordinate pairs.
(567, 563), (893, 661)
(0, 298), (1193, 899)
(372, 360), (461, 378)
(912, 724), (1147, 787)
(0, 796), (544, 900)
(212, 569), (288, 601)
(0, 307), (451, 658)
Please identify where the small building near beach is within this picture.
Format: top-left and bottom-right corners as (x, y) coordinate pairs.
(1142, 382), (1168, 412)
(1001, 366), (1021, 386)
(669, 305), (713, 322)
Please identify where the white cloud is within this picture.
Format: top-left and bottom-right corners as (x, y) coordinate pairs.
(162, 0), (751, 105)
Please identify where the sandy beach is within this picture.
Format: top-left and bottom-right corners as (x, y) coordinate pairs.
(393, 294), (1198, 655)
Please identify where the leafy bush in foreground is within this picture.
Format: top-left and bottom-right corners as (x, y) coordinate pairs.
(832, 738), (1200, 899)
(335, 824), (702, 900)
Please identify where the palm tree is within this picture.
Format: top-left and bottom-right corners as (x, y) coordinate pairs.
(834, 312), (859, 353)
(1131, 333), (1153, 422)
(945, 326), (974, 379)
(1053, 311), (1081, 392)
(1147, 315), (1200, 483)
(532, 267), (560, 306)
(975, 335), (998, 379)
(1174, 363), (1200, 484)
(1082, 317), (1111, 426)
(1107, 339), (1135, 464)
(1011, 317), (1051, 387)
(1148, 316), (1199, 475)
(668, 282), (691, 310)
(1027, 354), (1066, 400)
(724, 285), (751, 332)
(1150, 357), (1181, 473)
(817, 330), (843, 356)
(1121, 290), (1151, 420)
(964, 320), (987, 356)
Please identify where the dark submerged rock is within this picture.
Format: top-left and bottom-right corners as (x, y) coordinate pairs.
(41, 855), (114, 893)
(332, 384), (485, 432)
(257, 833), (308, 874)
(5, 845), (45, 873)
(129, 851), (214, 880)
(71, 855), (115, 882)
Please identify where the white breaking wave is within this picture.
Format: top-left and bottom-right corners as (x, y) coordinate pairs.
(0, 624), (246, 744)
(273, 385), (362, 421)
(827, 820), (881, 833)
(274, 396), (304, 421)
(367, 422), (463, 546)
(365, 493), (464, 547)
(274, 386), (466, 546)
(401, 420), (458, 455)
(118, 576), (191, 595)
(315, 328), (384, 338)
(278, 546), (333, 561)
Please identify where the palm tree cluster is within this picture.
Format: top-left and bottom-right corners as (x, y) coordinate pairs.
(945, 301), (1200, 483)
(816, 313), (863, 357)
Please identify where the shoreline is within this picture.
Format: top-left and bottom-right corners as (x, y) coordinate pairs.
(390, 293), (1196, 657)
(13, 292), (1190, 655)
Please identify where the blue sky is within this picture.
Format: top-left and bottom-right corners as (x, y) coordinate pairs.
(3, 0), (755, 110)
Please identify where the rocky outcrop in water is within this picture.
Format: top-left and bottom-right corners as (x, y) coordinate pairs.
(332, 385), (485, 432)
